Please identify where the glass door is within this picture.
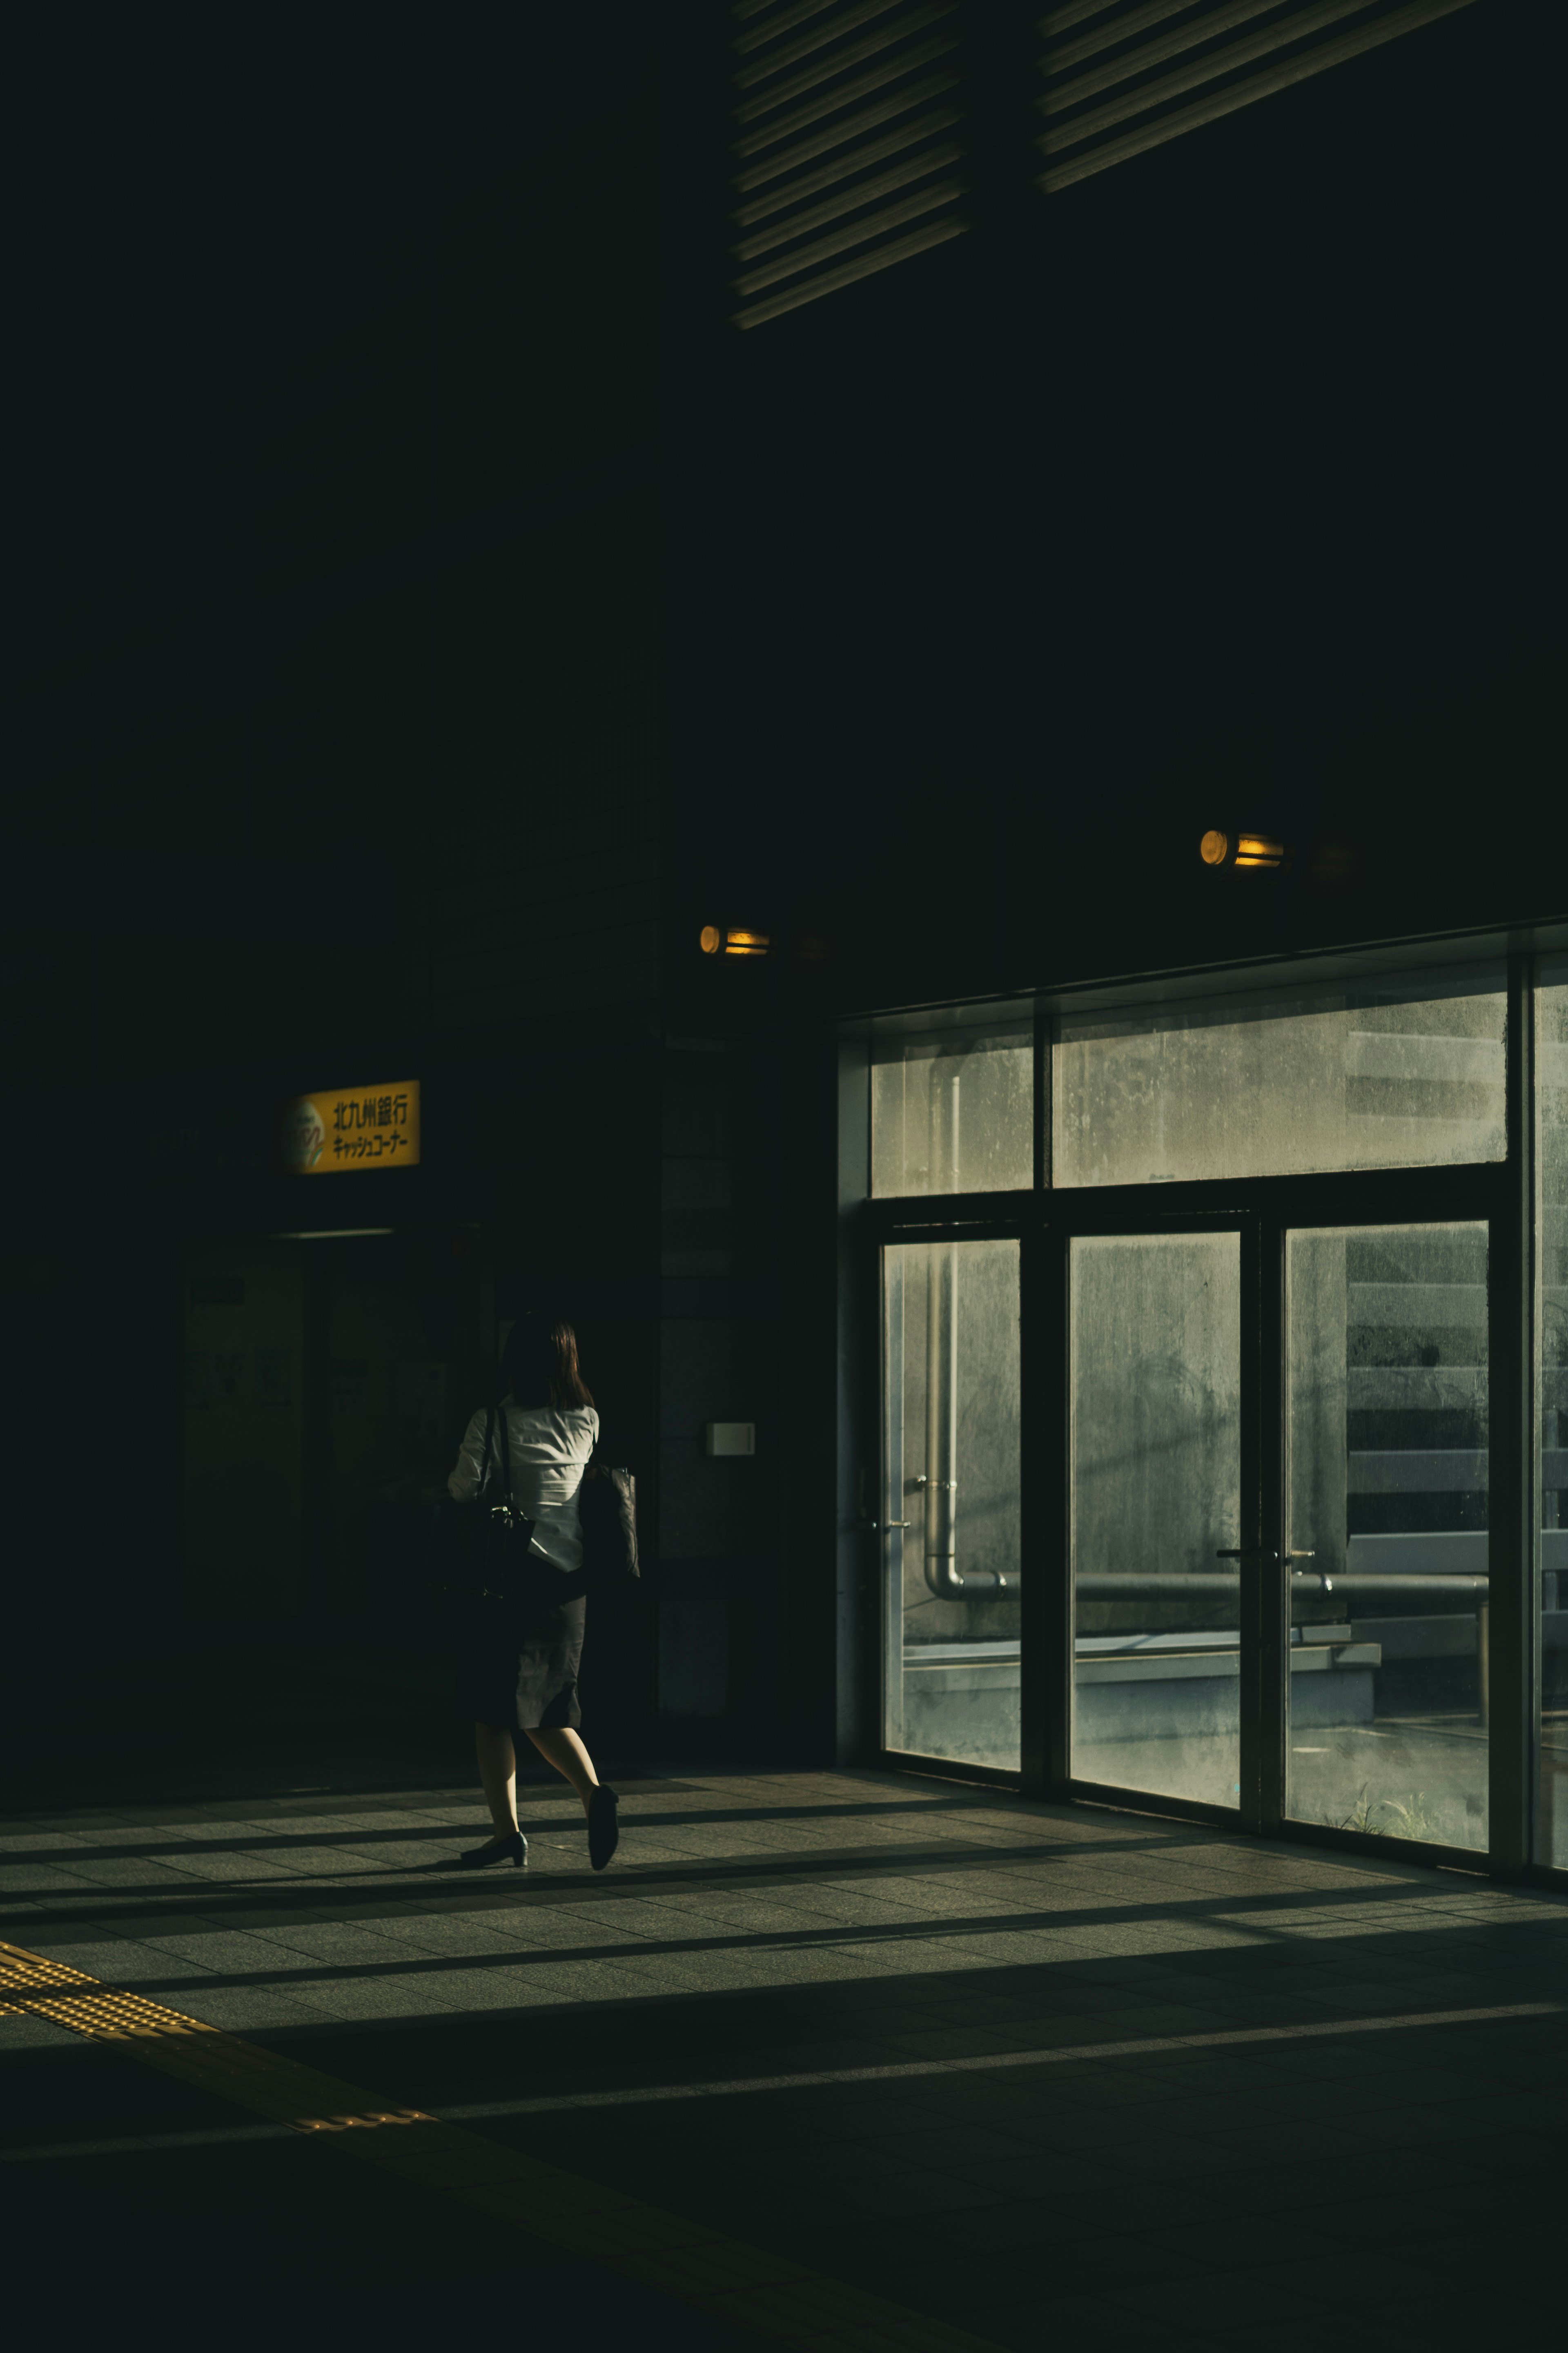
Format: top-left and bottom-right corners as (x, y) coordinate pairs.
(1068, 1230), (1246, 1811)
(883, 1237), (1021, 1772)
(878, 1207), (1499, 1860)
(1062, 1214), (1493, 1850)
(1285, 1221), (1490, 1851)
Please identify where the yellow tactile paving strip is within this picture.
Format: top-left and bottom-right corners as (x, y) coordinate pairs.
(0, 1936), (1000, 2351)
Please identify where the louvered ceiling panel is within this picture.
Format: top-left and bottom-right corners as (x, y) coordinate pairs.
(1039, 0), (1478, 194)
(730, 0), (970, 328)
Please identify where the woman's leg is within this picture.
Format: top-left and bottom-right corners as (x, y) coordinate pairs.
(474, 1722), (519, 1837)
(523, 1726), (600, 1815)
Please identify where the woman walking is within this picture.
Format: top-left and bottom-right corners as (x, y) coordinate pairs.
(447, 1317), (619, 1873)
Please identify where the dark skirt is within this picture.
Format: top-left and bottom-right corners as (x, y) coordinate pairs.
(457, 1579), (587, 1735)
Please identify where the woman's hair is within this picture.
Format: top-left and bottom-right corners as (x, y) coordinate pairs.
(499, 1317), (594, 1411)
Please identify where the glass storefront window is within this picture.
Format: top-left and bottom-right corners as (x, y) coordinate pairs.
(1539, 961), (1568, 1867)
(1069, 1231), (1242, 1809)
(871, 1028), (1032, 1196)
(863, 950), (1568, 1880)
(1287, 1222), (1489, 1851)
(1054, 966), (1506, 1189)
(884, 1237), (1021, 1772)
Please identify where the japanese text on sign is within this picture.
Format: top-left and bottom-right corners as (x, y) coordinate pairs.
(282, 1082), (421, 1174)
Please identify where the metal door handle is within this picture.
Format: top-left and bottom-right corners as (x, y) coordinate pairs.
(851, 1519), (911, 1530)
(1214, 1548), (1314, 1561)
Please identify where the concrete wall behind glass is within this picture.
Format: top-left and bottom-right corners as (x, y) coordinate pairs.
(1056, 968), (1506, 1187)
(872, 1032), (1032, 1197)
(885, 1238), (1021, 1773)
(1070, 1231), (1241, 1812)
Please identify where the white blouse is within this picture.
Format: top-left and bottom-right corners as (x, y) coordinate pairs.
(447, 1401), (599, 1573)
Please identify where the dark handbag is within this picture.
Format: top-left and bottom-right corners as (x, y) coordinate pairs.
(578, 1460), (639, 1589)
(441, 1404), (537, 1607)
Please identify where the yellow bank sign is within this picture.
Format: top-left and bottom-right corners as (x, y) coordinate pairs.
(282, 1081), (421, 1173)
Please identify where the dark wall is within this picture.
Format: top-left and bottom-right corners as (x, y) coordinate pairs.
(490, 1038), (792, 1755)
(7, 7), (1555, 1774)
(659, 2), (1564, 1028)
(4, 98), (665, 1089)
(1, 93), (680, 1735)
(0, 1030), (811, 1766)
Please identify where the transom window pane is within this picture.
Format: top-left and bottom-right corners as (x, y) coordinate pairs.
(871, 1028), (1032, 1197)
(1053, 966), (1506, 1188)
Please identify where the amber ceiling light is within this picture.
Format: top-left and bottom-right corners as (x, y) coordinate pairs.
(1200, 829), (1287, 870)
(699, 925), (770, 957)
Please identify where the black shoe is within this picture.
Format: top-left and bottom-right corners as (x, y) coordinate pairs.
(588, 1787), (619, 1871)
(457, 1830), (527, 1870)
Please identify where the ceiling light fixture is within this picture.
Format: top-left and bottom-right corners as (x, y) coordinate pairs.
(1200, 829), (1288, 871)
(700, 926), (770, 957)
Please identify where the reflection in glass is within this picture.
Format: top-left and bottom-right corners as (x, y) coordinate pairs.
(872, 1030), (1032, 1197)
(1539, 965), (1568, 1867)
(884, 1239), (1020, 1771)
(1055, 967), (1505, 1189)
(1070, 1233), (1241, 1808)
(1287, 1224), (1489, 1849)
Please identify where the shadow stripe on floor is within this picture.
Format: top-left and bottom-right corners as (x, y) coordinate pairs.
(0, 1792), (1032, 1860)
(0, 1936), (1004, 2353)
(32, 1881), (1563, 2010)
(6, 1831), (1487, 1937)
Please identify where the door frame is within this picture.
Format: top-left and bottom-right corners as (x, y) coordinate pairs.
(872, 1211), (1031, 1782)
(864, 1143), (1529, 1876)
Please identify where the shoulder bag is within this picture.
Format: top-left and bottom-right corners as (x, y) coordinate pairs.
(578, 1459), (639, 1590)
(442, 1404), (537, 1608)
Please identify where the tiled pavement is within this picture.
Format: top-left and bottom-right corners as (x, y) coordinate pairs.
(5, 1763), (1568, 2348)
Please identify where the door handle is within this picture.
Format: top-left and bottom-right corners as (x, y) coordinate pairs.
(851, 1520), (911, 1530)
(1215, 1548), (1314, 1562)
